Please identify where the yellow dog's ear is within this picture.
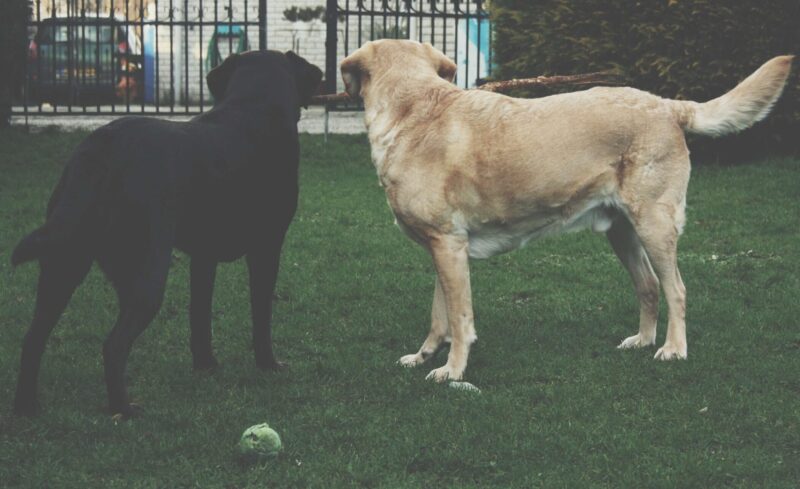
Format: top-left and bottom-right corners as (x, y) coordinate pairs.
(340, 47), (370, 99)
(423, 43), (457, 83)
(206, 53), (240, 101)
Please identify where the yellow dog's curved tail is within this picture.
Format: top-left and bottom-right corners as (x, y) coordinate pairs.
(673, 55), (793, 138)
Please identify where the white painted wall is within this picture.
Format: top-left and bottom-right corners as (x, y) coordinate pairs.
(148, 0), (328, 104)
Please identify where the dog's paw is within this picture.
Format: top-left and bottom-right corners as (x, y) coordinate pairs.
(399, 353), (425, 367)
(654, 343), (687, 361)
(617, 333), (656, 350)
(425, 365), (463, 383)
(110, 402), (143, 422)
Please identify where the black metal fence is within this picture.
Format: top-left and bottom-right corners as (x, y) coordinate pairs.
(325, 0), (492, 96)
(14, 0), (265, 117)
(12, 0), (491, 118)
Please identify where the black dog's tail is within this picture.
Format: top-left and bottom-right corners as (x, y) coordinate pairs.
(11, 135), (108, 267)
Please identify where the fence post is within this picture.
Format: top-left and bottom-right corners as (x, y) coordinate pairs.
(259, 0), (267, 50)
(325, 0), (338, 94)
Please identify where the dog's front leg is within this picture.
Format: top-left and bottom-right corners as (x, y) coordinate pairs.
(246, 248), (287, 370)
(190, 257), (219, 369)
(425, 234), (476, 382)
(399, 275), (449, 367)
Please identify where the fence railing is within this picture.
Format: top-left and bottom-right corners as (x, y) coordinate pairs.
(12, 0), (492, 118)
(14, 0), (264, 117)
(324, 0), (492, 96)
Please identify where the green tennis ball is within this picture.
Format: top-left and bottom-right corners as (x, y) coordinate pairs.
(239, 423), (282, 460)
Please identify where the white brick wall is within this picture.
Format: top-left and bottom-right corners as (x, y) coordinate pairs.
(147, 0), (328, 105)
(143, 0), (479, 103)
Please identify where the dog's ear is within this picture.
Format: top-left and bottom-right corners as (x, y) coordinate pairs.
(285, 51), (323, 108)
(206, 53), (239, 100)
(423, 42), (457, 83)
(340, 47), (369, 99)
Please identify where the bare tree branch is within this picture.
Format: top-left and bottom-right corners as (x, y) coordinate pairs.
(476, 71), (621, 92)
(309, 71), (622, 105)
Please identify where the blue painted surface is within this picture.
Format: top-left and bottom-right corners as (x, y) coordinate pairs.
(456, 18), (493, 88)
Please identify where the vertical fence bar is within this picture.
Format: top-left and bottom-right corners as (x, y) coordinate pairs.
(430, 0), (435, 46)
(227, 0), (233, 59)
(140, 0), (146, 112)
(476, 0), (481, 84)
(95, 0), (100, 112)
(259, 0), (267, 50)
(464, 0), (470, 88)
(357, 0), (362, 48)
(80, 0), (85, 112)
(199, 0), (204, 111)
(184, 0), (189, 112)
(369, 0), (375, 41)
(125, 0), (130, 111)
(50, 0), (57, 112)
(35, 0), (42, 113)
(442, 0), (447, 58)
(110, 1), (117, 113)
(453, 0), (459, 87)
(169, 0), (175, 111)
(156, 0), (161, 112)
(344, 0), (350, 57)
(382, 0), (387, 42)
(325, 0), (338, 94)
(244, 0), (249, 53)
(66, 0), (73, 111)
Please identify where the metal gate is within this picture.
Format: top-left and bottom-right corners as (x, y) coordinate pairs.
(324, 0), (492, 96)
(14, 0), (266, 117)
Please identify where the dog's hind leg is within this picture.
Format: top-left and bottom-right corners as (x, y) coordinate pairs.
(190, 257), (218, 370)
(630, 197), (689, 361)
(13, 250), (93, 415)
(399, 275), (450, 367)
(425, 234), (476, 382)
(607, 216), (660, 350)
(101, 238), (172, 418)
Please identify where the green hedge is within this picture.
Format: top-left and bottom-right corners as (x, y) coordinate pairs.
(0, 0), (30, 126)
(491, 0), (800, 161)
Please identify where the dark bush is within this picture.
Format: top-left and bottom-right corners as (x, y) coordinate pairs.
(491, 0), (800, 161)
(0, 0), (30, 126)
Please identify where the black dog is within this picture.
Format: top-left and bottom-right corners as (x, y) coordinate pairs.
(11, 50), (322, 418)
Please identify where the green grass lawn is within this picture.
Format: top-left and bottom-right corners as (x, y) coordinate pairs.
(1, 128), (799, 488)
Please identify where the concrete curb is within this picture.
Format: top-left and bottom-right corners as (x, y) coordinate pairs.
(10, 106), (366, 134)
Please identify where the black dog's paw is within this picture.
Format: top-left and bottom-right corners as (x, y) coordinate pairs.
(256, 357), (288, 371)
(110, 402), (144, 422)
(193, 355), (219, 371)
(13, 397), (40, 417)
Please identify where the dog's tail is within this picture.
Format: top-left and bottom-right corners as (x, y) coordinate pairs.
(672, 55), (793, 138)
(11, 137), (107, 267)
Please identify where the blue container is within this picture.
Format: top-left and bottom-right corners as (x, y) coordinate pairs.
(143, 23), (156, 103)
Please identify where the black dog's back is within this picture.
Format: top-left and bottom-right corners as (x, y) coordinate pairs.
(12, 110), (288, 266)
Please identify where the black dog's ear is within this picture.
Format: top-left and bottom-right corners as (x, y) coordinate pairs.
(206, 53), (240, 101)
(286, 51), (323, 108)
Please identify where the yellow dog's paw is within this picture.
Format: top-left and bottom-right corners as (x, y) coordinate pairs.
(398, 353), (425, 367)
(617, 333), (656, 350)
(425, 365), (463, 383)
(654, 343), (687, 360)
